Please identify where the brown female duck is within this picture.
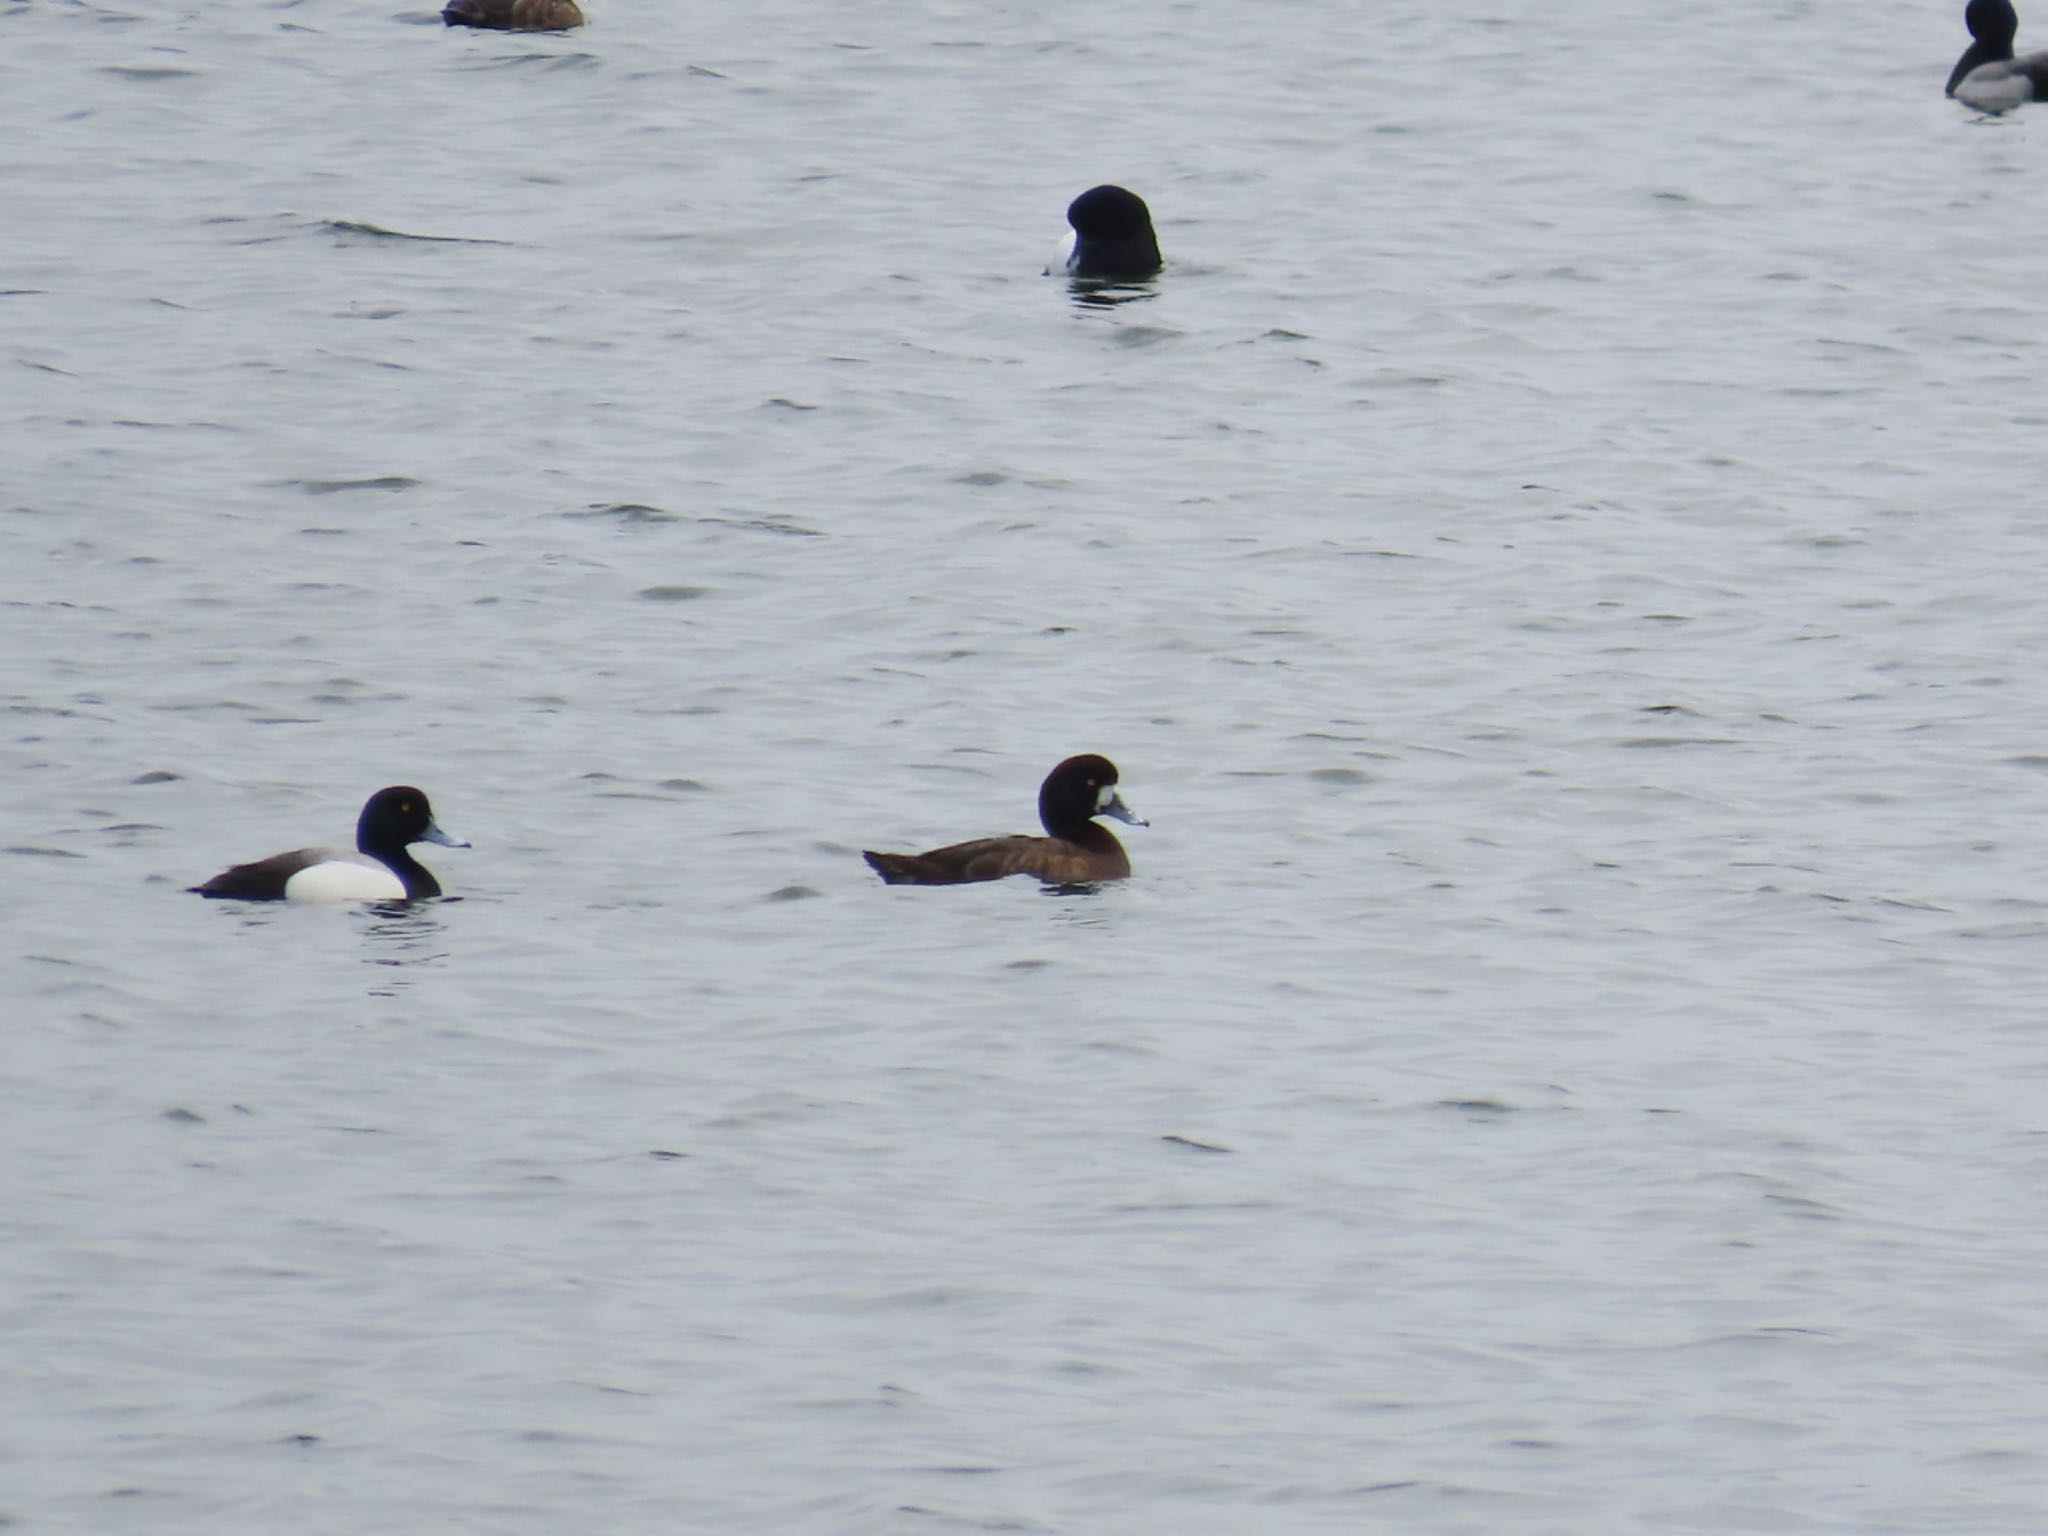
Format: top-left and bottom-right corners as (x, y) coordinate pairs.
(863, 754), (1147, 886)
(442, 0), (583, 32)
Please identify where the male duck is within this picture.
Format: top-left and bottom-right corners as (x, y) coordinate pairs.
(190, 786), (467, 902)
(1055, 186), (1163, 280)
(1948, 0), (2048, 110)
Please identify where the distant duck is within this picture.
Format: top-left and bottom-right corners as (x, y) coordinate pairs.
(1948, 0), (2048, 110)
(442, 0), (584, 31)
(863, 754), (1148, 887)
(1056, 185), (1163, 280)
(189, 786), (467, 903)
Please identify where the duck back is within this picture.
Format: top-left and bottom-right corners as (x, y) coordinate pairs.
(443, 0), (583, 30)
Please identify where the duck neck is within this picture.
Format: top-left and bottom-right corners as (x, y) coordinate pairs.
(1056, 820), (1123, 855)
(1950, 35), (2014, 93)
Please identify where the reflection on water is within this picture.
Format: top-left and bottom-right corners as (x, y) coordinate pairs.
(1066, 279), (1158, 311)
(359, 902), (453, 980)
(1040, 880), (1118, 903)
(1037, 889), (1129, 937)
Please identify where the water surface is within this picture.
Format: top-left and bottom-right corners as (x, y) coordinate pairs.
(7, 1), (2048, 1531)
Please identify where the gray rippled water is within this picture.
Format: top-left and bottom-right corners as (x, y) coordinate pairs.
(7, 0), (2048, 1531)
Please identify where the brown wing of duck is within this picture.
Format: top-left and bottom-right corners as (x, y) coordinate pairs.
(862, 832), (1128, 886)
(444, 0), (583, 31)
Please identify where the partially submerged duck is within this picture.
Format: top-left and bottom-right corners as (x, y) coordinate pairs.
(1948, 0), (2048, 111)
(863, 755), (1147, 886)
(1054, 185), (1163, 280)
(189, 786), (467, 902)
(442, 0), (584, 32)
